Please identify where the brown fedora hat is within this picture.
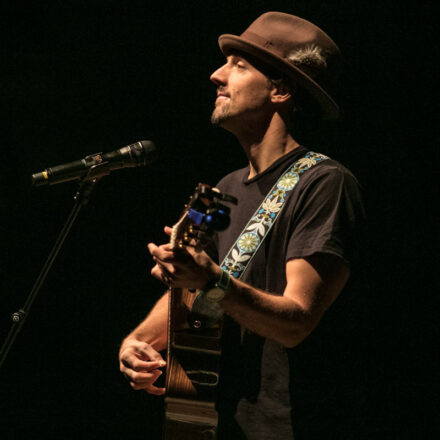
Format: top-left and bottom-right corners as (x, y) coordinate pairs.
(218, 12), (342, 120)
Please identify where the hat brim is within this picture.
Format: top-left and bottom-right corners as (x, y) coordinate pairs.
(219, 34), (339, 120)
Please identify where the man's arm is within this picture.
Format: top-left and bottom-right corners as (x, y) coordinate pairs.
(118, 292), (169, 395)
(219, 254), (349, 347)
(148, 232), (349, 348)
(120, 291), (169, 351)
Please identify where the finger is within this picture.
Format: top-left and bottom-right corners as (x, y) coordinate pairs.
(133, 345), (166, 365)
(121, 341), (166, 366)
(126, 368), (162, 386)
(150, 264), (164, 283)
(148, 243), (175, 261)
(151, 264), (174, 286)
(141, 359), (166, 369)
(164, 226), (172, 236)
(123, 368), (162, 385)
(152, 259), (177, 278)
(129, 375), (165, 392)
(145, 381), (167, 396)
(122, 358), (166, 372)
(181, 244), (207, 258)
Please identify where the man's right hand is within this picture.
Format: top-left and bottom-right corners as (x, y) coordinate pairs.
(119, 339), (166, 395)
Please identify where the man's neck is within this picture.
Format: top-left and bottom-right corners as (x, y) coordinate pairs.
(234, 113), (300, 179)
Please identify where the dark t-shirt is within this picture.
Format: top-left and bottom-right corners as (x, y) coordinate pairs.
(211, 146), (365, 439)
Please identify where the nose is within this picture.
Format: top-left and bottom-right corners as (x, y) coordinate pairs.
(210, 63), (227, 86)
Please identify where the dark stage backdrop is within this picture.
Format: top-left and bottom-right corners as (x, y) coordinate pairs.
(0, 1), (436, 439)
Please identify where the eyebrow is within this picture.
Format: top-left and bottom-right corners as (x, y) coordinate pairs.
(228, 52), (246, 62)
(228, 51), (282, 79)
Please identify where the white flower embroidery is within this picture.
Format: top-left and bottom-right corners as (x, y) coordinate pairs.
(222, 258), (246, 274)
(296, 157), (317, 169)
(277, 172), (299, 191)
(237, 232), (260, 253)
(246, 221), (267, 236)
(231, 248), (251, 263)
(262, 196), (283, 213)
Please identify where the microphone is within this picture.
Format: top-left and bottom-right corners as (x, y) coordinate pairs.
(32, 140), (157, 186)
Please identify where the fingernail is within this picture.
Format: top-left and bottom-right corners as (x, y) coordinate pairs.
(159, 360), (166, 367)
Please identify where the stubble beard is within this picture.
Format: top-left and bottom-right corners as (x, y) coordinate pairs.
(210, 101), (231, 126)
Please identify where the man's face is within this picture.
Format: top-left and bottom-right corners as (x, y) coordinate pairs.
(210, 53), (274, 129)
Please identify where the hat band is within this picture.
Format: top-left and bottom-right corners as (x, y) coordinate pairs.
(239, 31), (284, 57)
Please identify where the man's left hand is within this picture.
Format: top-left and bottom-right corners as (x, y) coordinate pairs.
(147, 226), (221, 290)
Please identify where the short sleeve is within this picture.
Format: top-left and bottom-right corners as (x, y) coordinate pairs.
(285, 164), (364, 265)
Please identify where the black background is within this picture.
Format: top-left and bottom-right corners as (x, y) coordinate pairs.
(0, 1), (437, 438)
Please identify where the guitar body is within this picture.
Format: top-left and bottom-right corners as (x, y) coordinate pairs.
(164, 287), (222, 440)
(161, 184), (236, 440)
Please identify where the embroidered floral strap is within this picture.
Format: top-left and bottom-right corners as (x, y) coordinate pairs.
(221, 151), (328, 278)
(192, 151), (328, 324)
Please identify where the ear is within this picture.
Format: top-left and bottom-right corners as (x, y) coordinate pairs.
(270, 81), (292, 104)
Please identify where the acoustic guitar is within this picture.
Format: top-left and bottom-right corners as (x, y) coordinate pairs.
(163, 183), (237, 440)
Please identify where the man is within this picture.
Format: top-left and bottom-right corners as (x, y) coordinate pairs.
(119, 12), (364, 439)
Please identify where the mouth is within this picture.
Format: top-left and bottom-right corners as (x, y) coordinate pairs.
(216, 91), (230, 103)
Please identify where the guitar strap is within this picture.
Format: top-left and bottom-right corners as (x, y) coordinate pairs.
(192, 151), (329, 322)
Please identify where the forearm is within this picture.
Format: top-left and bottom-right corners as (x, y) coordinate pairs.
(220, 278), (313, 348)
(121, 291), (169, 352)
(216, 255), (349, 348)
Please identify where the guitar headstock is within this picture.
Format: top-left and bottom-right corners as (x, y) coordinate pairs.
(170, 183), (237, 252)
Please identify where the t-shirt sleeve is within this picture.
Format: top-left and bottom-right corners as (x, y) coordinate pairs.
(285, 164), (364, 265)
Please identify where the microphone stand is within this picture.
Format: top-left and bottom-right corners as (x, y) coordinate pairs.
(0, 163), (110, 370)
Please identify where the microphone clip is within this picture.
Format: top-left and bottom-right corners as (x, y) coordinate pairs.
(81, 153), (112, 182)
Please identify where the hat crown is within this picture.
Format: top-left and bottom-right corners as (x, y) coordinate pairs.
(242, 12), (340, 69)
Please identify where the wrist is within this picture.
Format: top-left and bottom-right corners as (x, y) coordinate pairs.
(201, 265), (223, 291)
(199, 268), (231, 303)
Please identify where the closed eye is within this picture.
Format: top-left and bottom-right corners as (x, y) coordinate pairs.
(229, 54), (247, 69)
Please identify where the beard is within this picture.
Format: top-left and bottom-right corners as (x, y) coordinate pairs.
(210, 101), (232, 126)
